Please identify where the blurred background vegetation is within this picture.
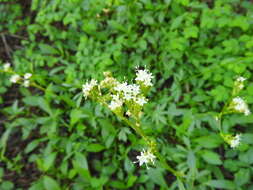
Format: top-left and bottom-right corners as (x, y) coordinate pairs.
(1, 0), (253, 189)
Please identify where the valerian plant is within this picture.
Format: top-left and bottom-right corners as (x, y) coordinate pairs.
(216, 76), (250, 148)
(1, 63), (251, 183)
(81, 68), (183, 177)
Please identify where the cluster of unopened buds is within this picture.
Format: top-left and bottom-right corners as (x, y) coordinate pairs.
(218, 76), (250, 148)
(3, 63), (32, 87)
(82, 68), (156, 168)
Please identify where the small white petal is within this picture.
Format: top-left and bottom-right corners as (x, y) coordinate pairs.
(24, 73), (32, 79)
(236, 76), (246, 82)
(10, 74), (21, 83)
(23, 80), (30, 87)
(3, 63), (11, 71)
(230, 134), (241, 148)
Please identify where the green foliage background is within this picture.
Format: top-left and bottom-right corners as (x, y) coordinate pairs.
(1, 0), (253, 189)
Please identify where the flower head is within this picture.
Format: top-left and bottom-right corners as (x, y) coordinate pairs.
(82, 79), (97, 98)
(135, 69), (153, 86)
(230, 134), (241, 148)
(3, 63), (11, 71)
(231, 97), (250, 116)
(10, 74), (21, 83)
(134, 149), (156, 169)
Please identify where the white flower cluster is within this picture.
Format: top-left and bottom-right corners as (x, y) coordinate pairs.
(135, 69), (153, 86)
(10, 73), (32, 87)
(82, 69), (153, 117)
(235, 76), (246, 90)
(82, 79), (97, 99)
(230, 134), (241, 148)
(114, 82), (140, 100)
(113, 82), (148, 109)
(23, 73), (32, 87)
(108, 94), (123, 110)
(3, 63), (32, 87)
(231, 97), (250, 116)
(134, 149), (156, 169)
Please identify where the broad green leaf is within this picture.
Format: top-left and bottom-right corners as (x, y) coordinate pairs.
(206, 180), (236, 189)
(43, 152), (57, 171)
(147, 168), (168, 188)
(43, 176), (61, 190)
(235, 169), (250, 186)
(201, 150), (222, 165)
(86, 143), (105, 152)
(194, 135), (223, 148)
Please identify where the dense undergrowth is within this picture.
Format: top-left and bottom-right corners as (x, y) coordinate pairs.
(1, 0), (253, 189)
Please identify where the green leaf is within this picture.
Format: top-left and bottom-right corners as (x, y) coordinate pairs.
(194, 135), (223, 148)
(25, 140), (39, 154)
(43, 152), (57, 172)
(201, 150), (222, 165)
(70, 109), (87, 126)
(235, 169), (250, 186)
(187, 150), (196, 169)
(39, 44), (59, 55)
(73, 152), (90, 180)
(43, 176), (61, 190)
(86, 143), (105, 152)
(206, 180), (236, 189)
(0, 181), (14, 190)
(147, 168), (168, 188)
(23, 96), (52, 115)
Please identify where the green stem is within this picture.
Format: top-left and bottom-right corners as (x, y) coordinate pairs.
(31, 82), (46, 91)
(116, 111), (183, 178)
(97, 99), (182, 178)
(156, 152), (185, 178)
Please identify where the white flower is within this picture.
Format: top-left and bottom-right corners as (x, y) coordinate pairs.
(24, 73), (32, 79)
(3, 63), (11, 71)
(135, 69), (153, 86)
(235, 76), (246, 90)
(134, 149), (156, 169)
(23, 80), (30, 87)
(108, 94), (123, 110)
(10, 74), (21, 83)
(114, 82), (128, 92)
(126, 110), (131, 116)
(230, 134), (241, 148)
(236, 76), (246, 82)
(82, 79), (97, 98)
(232, 97), (251, 116)
(135, 97), (147, 106)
